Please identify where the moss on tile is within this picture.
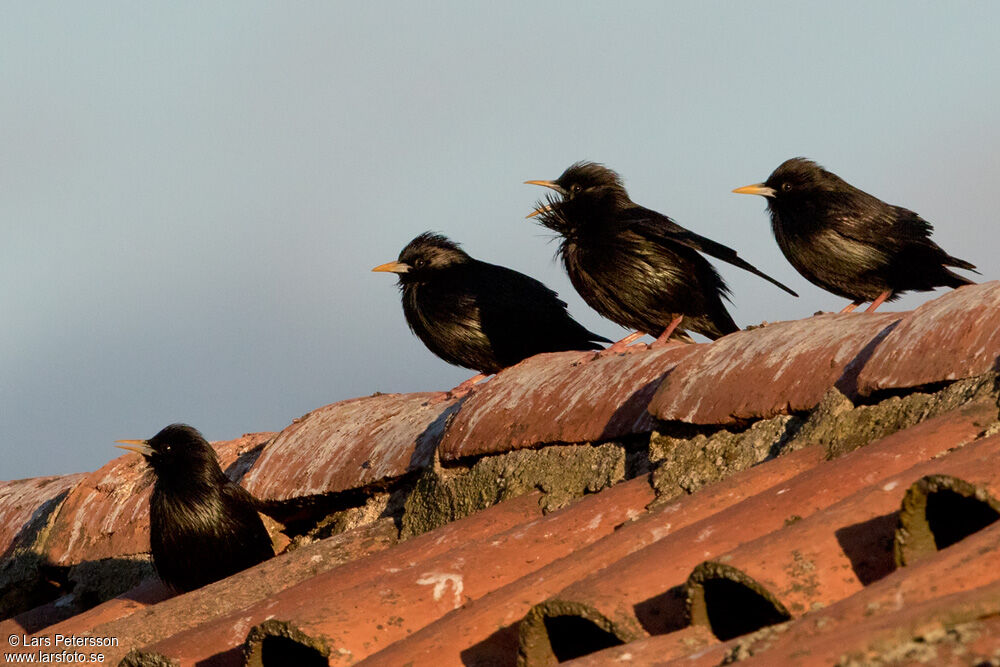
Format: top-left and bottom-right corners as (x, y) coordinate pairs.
(649, 415), (800, 503)
(649, 373), (999, 504)
(399, 443), (625, 538)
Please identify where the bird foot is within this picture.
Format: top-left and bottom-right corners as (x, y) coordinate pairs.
(646, 337), (688, 350)
(592, 332), (646, 359)
(436, 373), (489, 402)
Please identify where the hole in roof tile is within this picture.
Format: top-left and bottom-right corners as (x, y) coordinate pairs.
(542, 614), (625, 662)
(928, 489), (1000, 548)
(686, 562), (791, 641)
(243, 619), (329, 667)
(518, 600), (633, 665)
(895, 474), (1000, 566)
(251, 637), (327, 667)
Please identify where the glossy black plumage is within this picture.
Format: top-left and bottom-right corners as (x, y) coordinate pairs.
(734, 158), (977, 308)
(373, 232), (608, 374)
(527, 162), (797, 341)
(117, 424), (274, 593)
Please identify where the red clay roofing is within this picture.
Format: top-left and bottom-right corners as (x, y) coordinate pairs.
(359, 445), (825, 667)
(2, 283), (1000, 667)
(438, 344), (697, 460)
(511, 400), (994, 665)
(857, 280), (1000, 395)
(242, 392), (460, 501)
(0, 472), (84, 557)
(648, 311), (901, 424)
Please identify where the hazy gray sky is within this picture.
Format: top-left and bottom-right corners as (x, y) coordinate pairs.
(2, 3), (997, 479)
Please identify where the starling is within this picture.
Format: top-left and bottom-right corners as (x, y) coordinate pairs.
(733, 158), (977, 312)
(116, 424), (274, 593)
(526, 161), (797, 345)
(372, 232), (608, 390)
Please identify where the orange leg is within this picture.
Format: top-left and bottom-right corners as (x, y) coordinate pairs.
(839, 300), (862, 314)
(864, 290), (892, 313)
(648, 316), (685, 349)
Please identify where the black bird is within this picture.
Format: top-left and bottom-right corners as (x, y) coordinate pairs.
(526, 162), (797, 346)
(372, 232), (608, 392)
(733, 158), (977, 312)
(115, 424), (274, 593)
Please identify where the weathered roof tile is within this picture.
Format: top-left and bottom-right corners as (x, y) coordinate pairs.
(439, 346), (697, 461)
(648, 313), (901, 424)
(858, 281), (1000, 395)
(0, 473), (84, 558)
(242, 393), (460, 500)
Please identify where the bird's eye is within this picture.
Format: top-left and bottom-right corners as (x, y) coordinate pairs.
(569, 184), (582, 195)
(781, 182), (792, 192)
(413, 258), (426, 268)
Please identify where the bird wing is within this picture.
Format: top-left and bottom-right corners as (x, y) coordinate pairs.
(831, 205), (978, 274)
(623, 206), (799, 297)
(471, 262), (611, 344)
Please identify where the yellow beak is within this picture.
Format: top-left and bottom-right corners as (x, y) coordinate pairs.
(732, 183), (776, 197)
(526, 204), (554, 219)
(115, 439), (154, 456)
(371, 261), (410, 274)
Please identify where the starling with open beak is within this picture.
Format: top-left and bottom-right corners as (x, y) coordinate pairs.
(373, 232), (608, 394)
(733, 157), (977, 313)
(526, 161), (797, 346)
(116, 424), (274, 593)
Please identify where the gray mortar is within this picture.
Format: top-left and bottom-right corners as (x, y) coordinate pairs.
(834, 619), (995, 666)
(118, 649), (179, 667)
(794, 373), (998, 460)
(516, 599), (638, 667)
(242, 618), (331, 667)
(894, 474), (1000, 567)
(649, 415), (802, 504)
(66, 556), (155, 611)
(650, 374), (999, 505)
(299, 491), (391, 543)
(400, 443), (626, 538)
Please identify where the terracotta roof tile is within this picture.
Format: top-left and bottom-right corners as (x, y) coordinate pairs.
(685, 430), (1000, 642)
(730, 523), (1000, 664)
(560, 625), (716, 666)
(242, 393), (460, 500)
(121, 491), (547, 665)
(514, 400), (993, 661)
(0, 578), (170, 640)
(438, 346), (696, 461)
(0, 473), (83, 558)
(35, 518), (399, 665)
(238, 477), (654, 666)
(858, 281), (1000, 395)
(559, 445), (1000, 667)
(361, 446), (825, 667)
(648, 312), (901, 424)
(4, 287), (1000, 666)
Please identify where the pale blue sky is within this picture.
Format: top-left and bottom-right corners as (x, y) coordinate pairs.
(2, 3), (997, 479)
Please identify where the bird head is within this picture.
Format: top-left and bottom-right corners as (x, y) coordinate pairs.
(525, 161), (630, 234)
(371, 232), (471, 284)
(116, 423), (222, 484)
(733, 157), (839, 208)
